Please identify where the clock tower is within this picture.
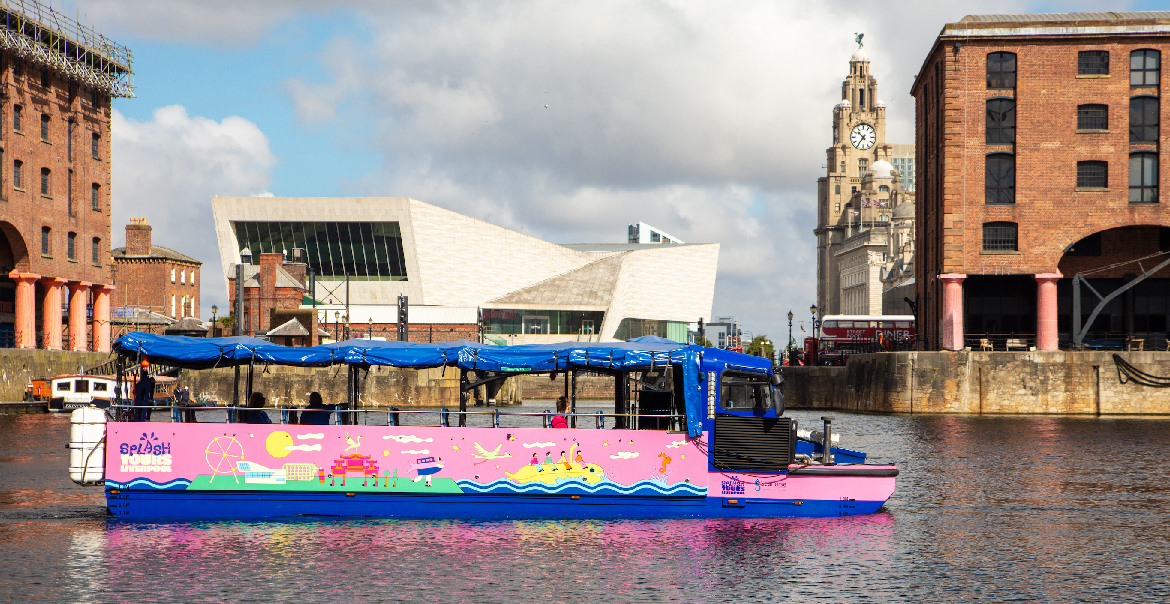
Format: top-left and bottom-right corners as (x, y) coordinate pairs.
(815, 46), (896, 316)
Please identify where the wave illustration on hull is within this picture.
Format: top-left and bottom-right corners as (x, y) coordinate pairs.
(106, 478), (192, 490)
(456, 478), (706, 497)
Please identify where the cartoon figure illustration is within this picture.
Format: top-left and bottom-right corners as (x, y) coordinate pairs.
(530, 453), (543, 472)
(507, 444), (604, 486)
(343, 432), (364, 453)
(409, 456), (444, 487)
(658, 453), (672, 474)
(472, 442), (513, 466)
(575, 450), (585, 464)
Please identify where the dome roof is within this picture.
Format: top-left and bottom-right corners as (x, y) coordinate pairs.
(851, 48), (869, 62)
(838, 99), (851, 109)
(874, 99), (886, 108)
(870, 160), (894, 178)
(893, 200), (916, 219)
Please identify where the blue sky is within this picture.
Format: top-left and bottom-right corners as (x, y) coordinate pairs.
(72, 0), (1167, 340)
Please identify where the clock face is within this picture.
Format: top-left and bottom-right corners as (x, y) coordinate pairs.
(850, 123), (876, 150)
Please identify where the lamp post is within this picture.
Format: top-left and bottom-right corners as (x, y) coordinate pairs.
(334, 311), (340, 341)
(211, 305), (218, 337)
(810, 304), (820, 366)
(787, 310), (793, 364)
(369, 317), (373, 340)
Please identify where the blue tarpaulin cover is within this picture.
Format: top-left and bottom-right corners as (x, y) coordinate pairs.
(112, 332), (772, 437)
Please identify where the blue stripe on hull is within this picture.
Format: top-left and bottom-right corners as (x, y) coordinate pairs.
(107, 491), (883, 520)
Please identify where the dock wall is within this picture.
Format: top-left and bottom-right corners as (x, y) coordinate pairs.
(782, 351), (1170, 415)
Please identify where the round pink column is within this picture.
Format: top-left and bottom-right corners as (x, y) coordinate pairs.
(92, 285), (114, 353)
(940, 274), (967, 351)
(68, 281), (91, 351)
(1035, 273), (1063, 351)
(8, 271), (40, 349)
(40, 277), (67, 350)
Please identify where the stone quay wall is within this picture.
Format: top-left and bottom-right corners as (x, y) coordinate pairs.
(0, 349), (111, 401)
(517, 374), (615, 400)
(783, 351), (1170, 415)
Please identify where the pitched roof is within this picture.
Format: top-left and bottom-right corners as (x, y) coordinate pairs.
(112, 245), (201, 264)
(486, 253), (625, 307)
(164, 317), (208, 334)
(235, 264), (305, 290)
(268, 318), (310, 337)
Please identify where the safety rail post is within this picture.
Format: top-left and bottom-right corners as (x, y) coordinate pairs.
(441, 408), (449, 427)
(391, 406), (400, 427)
(280, 405), (289, 425)
(334, 405), (342, 426)
(543, 410), (550, 428)
(596, 411), (604, 430)
(493, 408), (500, 428)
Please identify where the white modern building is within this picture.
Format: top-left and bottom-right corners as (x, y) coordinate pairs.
(211, 197), (717, 344)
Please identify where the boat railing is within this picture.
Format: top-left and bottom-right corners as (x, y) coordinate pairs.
(106, 403), (688, 431)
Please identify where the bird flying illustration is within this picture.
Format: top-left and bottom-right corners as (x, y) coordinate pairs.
(344, 432), (363, 453)
(471, 442), (513, 466)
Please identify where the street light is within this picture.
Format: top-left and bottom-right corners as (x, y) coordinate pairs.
(369, 317), (373, 340)
(810, 304), (820, 366)
(334, 311), (340, 341)
(211, 305), (218, 337)
(787, 310), (793, 364)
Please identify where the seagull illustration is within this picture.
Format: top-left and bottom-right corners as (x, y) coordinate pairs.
(471, 442), (513, 466)
(344, 432), (363, 453)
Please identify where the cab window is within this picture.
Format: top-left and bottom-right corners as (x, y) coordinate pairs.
(55, 381), (70, 392)
(720, 371), (771, 411)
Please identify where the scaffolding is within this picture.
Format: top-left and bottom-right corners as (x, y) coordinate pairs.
(0, 0), (133, 98)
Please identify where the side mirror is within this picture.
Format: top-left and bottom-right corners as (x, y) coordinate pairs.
(770, 372), (783, 387)
(772, 388), (785, 416)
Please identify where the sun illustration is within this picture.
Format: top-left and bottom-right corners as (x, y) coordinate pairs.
(266, 431), (294, 458)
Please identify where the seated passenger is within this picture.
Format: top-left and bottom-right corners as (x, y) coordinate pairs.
(299, 392), (332, 425)
(238, 392), (272, 424)
(551, 396), (569, 429)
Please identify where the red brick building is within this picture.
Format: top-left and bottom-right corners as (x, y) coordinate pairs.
(229, 252), (318, 343)
(913, 12), (1170, 351)
(0, 2), (130, 351)
(111, 219), (201, 337)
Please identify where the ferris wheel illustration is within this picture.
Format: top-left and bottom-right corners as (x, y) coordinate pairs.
(205, 436), (245, 484)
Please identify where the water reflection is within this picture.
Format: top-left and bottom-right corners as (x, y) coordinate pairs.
(2, 412), (1170, 602)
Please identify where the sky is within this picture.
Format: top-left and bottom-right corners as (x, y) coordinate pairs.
(61, 0), (1165, 342)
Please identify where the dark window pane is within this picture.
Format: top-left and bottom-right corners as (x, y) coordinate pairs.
(986, 99), (1016, 143)
(1131, 50), (1160, 86)
(986, 154), (1015, 204)
(1077, 161), (1108, 188)
(987, 52), (1017, 89)
(983, 222), (1018, 251)
(1077, 104), (1108, 130)
(232, 221), (408, 279)
(1130, 97), (1159, 141)
(1079, 50), (1109, 75)
(1130, 153), (1159, 203)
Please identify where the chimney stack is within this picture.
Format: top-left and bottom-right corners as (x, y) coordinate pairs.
(125, 218), (151, 256)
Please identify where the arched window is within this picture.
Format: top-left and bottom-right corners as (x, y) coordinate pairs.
(983, 222), (1018, 252)
(834, 184), (841, 194)
(986, 98), (1016, 143)
(1130, 97), (1159, 141)
(986, 153), (1015, 204)
(1077, 104), (1108, 130)
(987, 52), (1016, 89)
(1131, 50), (1160, 86)
(1130, 152), (1158, 203)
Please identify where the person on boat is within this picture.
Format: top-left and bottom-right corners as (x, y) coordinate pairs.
(132, 368), (155, 422)
(175, 386), (197, 423)
(300, 392), (332, 425)
(238, 392), (272, 424)
(551, 396), (570, 429)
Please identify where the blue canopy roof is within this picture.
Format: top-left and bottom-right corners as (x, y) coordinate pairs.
(112, 332), (774, 437)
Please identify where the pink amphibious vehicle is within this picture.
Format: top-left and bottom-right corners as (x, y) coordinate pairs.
(73, 333), (897, 520)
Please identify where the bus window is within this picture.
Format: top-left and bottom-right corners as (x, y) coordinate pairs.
(896, 322), (910, 328)
(881, 321), (895, 328)
(823, 320), (837, 328)
(838, 321), (853, 328)
(720, 372), (770, 412)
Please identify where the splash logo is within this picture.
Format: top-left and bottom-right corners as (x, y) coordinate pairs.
(721, 477), (745, 495)
(119, 432), (173, 473)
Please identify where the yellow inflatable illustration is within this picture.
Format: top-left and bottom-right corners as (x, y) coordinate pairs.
(506, 443), (605, 486)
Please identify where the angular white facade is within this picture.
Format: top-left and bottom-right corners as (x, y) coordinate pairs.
(210, 197), (717, 343)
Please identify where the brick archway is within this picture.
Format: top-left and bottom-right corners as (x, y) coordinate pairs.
(0, 221), (30, 272)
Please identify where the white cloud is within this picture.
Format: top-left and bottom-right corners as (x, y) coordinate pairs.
(401, 449), (429, 455)
(523, 442), (555, 448)
(296, 433), (324, 439)
(383, 435), (433, 443)
(609, 451), (639, 460)
(285, 444), (322, 452)
(665, 441), (686, 449)
(112, 106), (276, 317)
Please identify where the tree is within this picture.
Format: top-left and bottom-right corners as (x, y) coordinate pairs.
(694, 337), (713, 347)
(747, 335), (774, 359)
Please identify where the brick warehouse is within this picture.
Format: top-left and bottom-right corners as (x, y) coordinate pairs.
(913, 12), (1170, 351)
(0, 1), (131, 352)
(111, 219), (201, 337)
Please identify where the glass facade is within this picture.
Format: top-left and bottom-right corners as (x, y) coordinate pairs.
(233, 221), (408, 280)
(484, 309), (605, 335)
(613, 318), (688, 342)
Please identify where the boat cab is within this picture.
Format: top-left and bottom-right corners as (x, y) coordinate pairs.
(49, 374), (175, 412)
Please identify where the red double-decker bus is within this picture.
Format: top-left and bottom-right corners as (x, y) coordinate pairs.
(806, 315), (915, 365)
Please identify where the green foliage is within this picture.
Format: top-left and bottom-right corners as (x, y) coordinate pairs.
(746, 335), (774, 358)
(695, 337), (713, 348)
